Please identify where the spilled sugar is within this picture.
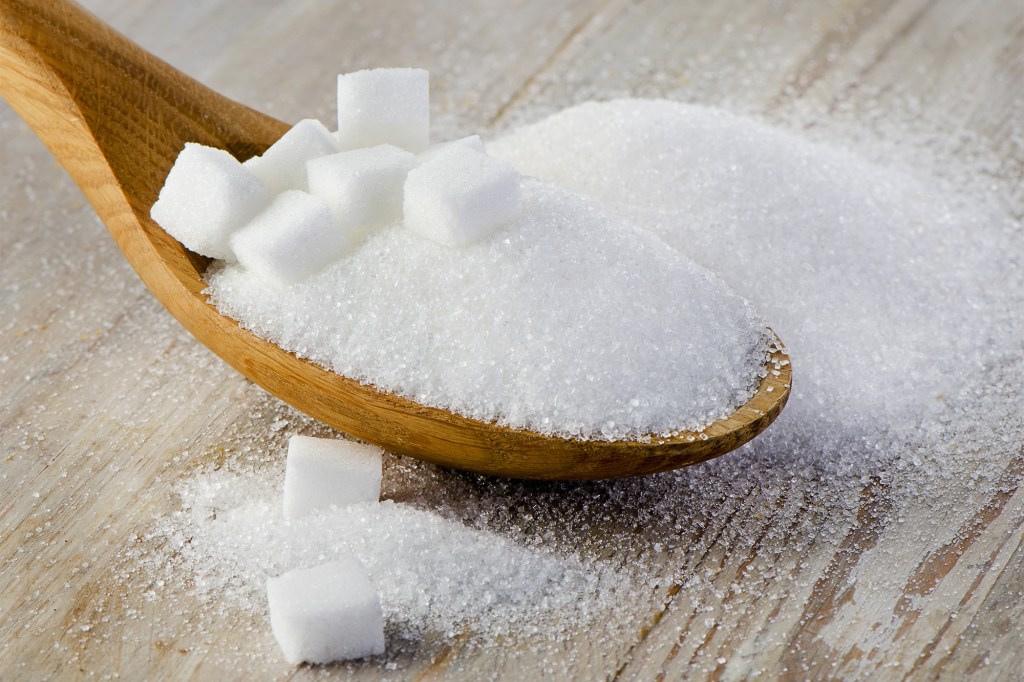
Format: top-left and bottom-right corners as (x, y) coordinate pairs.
(141, 466), (631, 644)
(207, 179), (771, 440)
(131, 98), (1022, 671)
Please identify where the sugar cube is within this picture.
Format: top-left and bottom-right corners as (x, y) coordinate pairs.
(267, 558), (385, 664)
(416, 135), (486, 165)
(307, 145), (415, 241)
(337, 68), (429, 152)
(150, 143), (270, 261)
(282, 435), (383, 519)
(244, 119), (341, 193)
(403, 147), (521, 247)
(230, 191), (349, 285)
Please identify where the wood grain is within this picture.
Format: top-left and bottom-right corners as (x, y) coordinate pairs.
(0, 0), (1021, 680)
(0, 0), (791, 481)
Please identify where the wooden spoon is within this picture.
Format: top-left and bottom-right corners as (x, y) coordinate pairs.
(0, 0), (791, 480)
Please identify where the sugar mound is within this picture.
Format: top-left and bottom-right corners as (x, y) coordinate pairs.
(150, 466), (627, 643)
(489, 99), (1006, 432)
(208, 179), (770, 440)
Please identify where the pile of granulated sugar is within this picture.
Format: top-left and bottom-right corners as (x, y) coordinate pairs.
(138, 463), (633, 644)
(207, 179), (770, 440)
(490, 99), (1015, 434)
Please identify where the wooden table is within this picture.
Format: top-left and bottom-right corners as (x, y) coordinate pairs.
(2, 1), (1021, 679)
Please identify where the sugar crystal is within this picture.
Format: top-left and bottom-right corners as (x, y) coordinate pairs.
(490, 99), (1007, 431)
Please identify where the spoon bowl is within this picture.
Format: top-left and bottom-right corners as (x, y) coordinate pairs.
(0, 0), (790, 479)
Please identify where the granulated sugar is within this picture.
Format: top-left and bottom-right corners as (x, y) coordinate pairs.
(139, 465), (631, 644)
(207, 179), (770, 439)
(489, 99), (1015, 433)
(106, 96), (1020, 674)
(2, 1), (1020, 675)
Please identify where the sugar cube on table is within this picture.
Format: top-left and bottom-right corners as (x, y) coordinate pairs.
(416, 135), (485, 165)
(150, 143), (270, 261)
(282, 435), (383, 519)
(403, 147), (521, 247)
(337, 68), (429, 152)
(307, 145), (415, 240)
(244, 119), (341, 193)
(230, 191), (349, 286)
(267, 558), (385, 664)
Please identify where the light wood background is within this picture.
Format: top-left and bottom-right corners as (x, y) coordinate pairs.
(1, 1), (1021, 680)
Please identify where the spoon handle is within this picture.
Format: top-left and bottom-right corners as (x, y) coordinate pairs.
(0, 0), (285, 217)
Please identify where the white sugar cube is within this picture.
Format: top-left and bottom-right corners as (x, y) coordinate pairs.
(283, 435), (383, 519)
(244, 119), (341, 193)
(307, 145), (415, 241)
(230, 191), (349, 286)
(267, 558), (385, 664)
(403, 147), (521, 247)
(151, 143), (270, 261)
(336, 68), (429, 152)
(416, 135), (486, 165)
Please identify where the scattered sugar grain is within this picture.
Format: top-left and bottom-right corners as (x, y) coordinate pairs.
(143, 466), (630, 644)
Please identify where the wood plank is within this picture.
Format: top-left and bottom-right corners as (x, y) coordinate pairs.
(1, 0), (1020, 679)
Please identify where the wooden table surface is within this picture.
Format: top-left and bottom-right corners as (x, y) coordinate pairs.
(2, 1), (1021, 680)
